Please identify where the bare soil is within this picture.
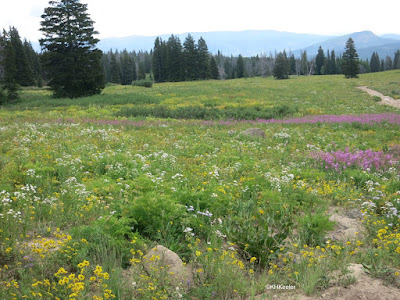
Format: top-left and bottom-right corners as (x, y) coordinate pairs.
(357, 86), (400, 108)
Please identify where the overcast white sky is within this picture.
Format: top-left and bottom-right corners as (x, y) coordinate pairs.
(1, 0), (399, 42)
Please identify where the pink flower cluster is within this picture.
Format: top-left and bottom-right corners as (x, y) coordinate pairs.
(310, 145), (400, 173)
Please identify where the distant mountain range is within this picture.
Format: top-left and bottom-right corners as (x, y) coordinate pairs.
(34, 30), (400, 60)
(294, 31), (400, 59)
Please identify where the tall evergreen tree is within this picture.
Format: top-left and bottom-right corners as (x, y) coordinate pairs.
(209, 56), (219, 79)
(342, 38), (359, 78)
(393, 50), (400, 70)
(40, 0), (104, 98)
(273, 51), (289, 79)
(300, 51), (309, 75)
(370, 52), (380, 72)
(109, 51), (121, 83)
(23, 40), (43, 86)
(183, 34), (198, 80)
(152, 37), (166, 82)
(197, 37), (210, 79)
(237, 55), (244, 78)
(329, 50), (337, 74)
(9, 27), (34, 86)
(120, 49), (134, 85)
(289, 54), (296, 75)
(315, 46), (325, 75)
(166, 35), (183, 82)
(0, 30), (18, 102)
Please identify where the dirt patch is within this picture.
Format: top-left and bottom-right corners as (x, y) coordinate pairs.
(251, 264), (400, 300)
(327, 208), (364, 242)
(357, 86), (400, 108)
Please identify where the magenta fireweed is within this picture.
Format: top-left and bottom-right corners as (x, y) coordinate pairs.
(51, 113), (400, 126)
(310, 145), (400, 173)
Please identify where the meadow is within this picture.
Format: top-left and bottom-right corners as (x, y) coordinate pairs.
(0, 70), (400, 299)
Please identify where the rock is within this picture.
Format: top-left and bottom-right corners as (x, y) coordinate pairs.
(142, 245), (193, 289)
(241, 128), (266, 138)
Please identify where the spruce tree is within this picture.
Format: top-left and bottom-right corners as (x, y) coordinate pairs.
(152, 37), (166, 82)
(197, 37), (210, 79)
(120, 50), (134, 85)
(40, 0), (104, 98)
(0, 30), (18, 102)
(109, 52), (121, 83)
(183, 34), (198, 80)
(166, 35), (183, 82)
(273, 51), (289, 79)
(9, 27), (34, 86)
(393, 50), (400, 70)
(237, 55), (244, 78)
(330, 50), (337, 74)
(210, 56), (219, 79)
(315, 46), (325, 75)
(342, 38), (359, 78)
(370, 52), (380, 72)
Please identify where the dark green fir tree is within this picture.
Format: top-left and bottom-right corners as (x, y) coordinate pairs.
(315, 46), (325, 75)
(210, 56), (219, 79)
(237, 54), (244, 78)
(40, 0), (104, 98)
(273, 51), (289, 79)
(342, 38), (359, 78)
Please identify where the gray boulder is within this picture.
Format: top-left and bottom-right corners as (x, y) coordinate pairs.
(142, 245), (194, 289)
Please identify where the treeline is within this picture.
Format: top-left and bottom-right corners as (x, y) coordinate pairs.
(0, 27), (43, 102)
(101, 34), (400, 84)
(101, 49), (152, 84)
(2, 26), (400, 100)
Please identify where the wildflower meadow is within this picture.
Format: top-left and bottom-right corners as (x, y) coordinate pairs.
(1, 71), (400, 299)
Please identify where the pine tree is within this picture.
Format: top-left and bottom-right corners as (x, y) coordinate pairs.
(120, 49), (134, 85)
(183, 34), (198, 80)
(23, 39), (43, 86)
(0, 30), (18, 102)
(329, 50), (337, 74)
(273, 51), (289, 79)
(394, 50), (400, 70)
(152, 37), (166, 82)
(109, 52), (121, 83)
(370, 52), (380, 72)
(197, 37), (210, 79)
(166, 35), (183, 82)
(40, 0), (104, 98)
(342, 38), (359, 78)
(209, 56), (219, 79)
(237, 55), (244, 78)
(300, 51), (309, 75)
(289, 54), (296, 75)
(315, 46), (325, 75)
(9, 27), (34, 86)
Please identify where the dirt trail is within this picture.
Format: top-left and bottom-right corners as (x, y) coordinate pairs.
(357, 86), (400, 108)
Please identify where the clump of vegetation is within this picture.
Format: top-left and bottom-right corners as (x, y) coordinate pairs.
(132, 79), (153, 88)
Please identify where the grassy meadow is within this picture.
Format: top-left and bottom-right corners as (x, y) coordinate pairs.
(1, 71), (400, 299)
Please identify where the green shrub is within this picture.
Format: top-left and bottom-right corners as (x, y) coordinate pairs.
(69, 217), (135, 268)
(132, 79), (153, 88)
(298, 212), (335, 246)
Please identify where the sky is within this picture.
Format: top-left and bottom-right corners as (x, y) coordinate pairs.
(1, 0), (399, 42)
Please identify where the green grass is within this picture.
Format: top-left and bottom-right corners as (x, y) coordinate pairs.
(1, 71), (400, 299)
(2, 71), (399, 122)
